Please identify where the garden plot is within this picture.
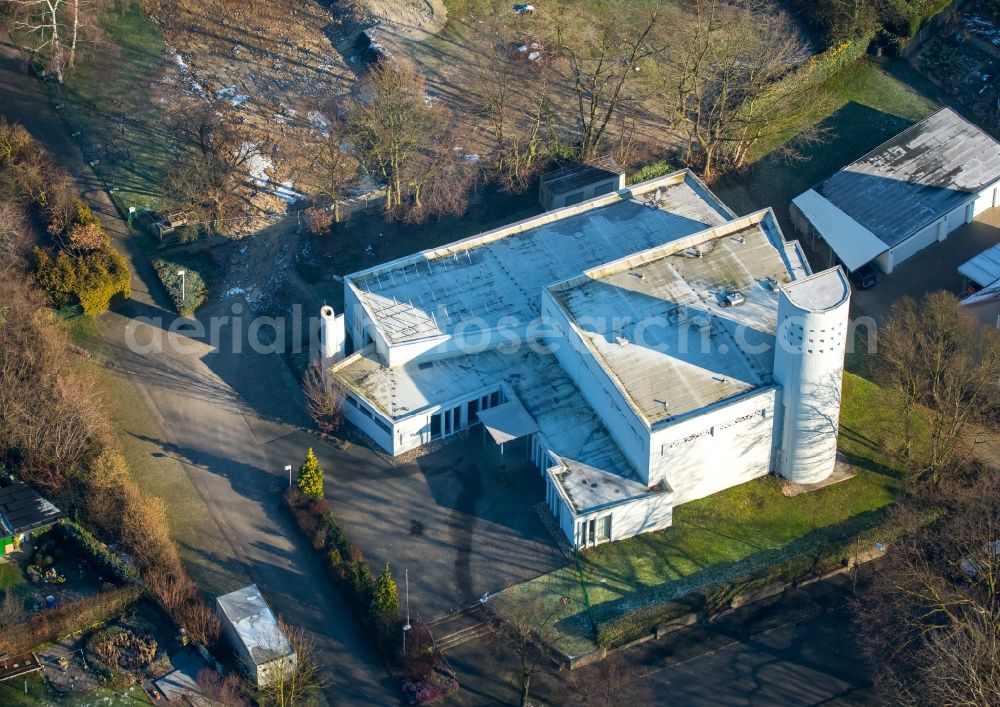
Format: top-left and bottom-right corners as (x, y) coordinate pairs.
(913, 11), (1000, 128)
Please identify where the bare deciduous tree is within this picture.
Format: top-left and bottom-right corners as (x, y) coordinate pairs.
(473, 26), (552, 192)
(549, 0), (662, 161)
(346, 61), (432, 213)
(302, 363), (343, 434)
(567, 653), (651, 706)
(9, 0), (68, 80)
(0, 202), (28, 272)
(304, 134), (358, 224)
(257, 618), (325, 707)
(164, 101), (255, 229)
(875, 291), (1000, 483)
(489, 597), (564, 707)
(856, 472), (1000, 705)
(662, 0), (827, 178)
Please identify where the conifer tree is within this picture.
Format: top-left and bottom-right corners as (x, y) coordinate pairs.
(297, 448), (324, 500)
(371, 562), (399, 624)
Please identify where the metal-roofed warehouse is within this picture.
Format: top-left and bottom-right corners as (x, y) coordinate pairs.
(790, 108), (1000, 274)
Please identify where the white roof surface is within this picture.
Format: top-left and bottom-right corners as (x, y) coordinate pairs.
(549, 211), (808, 425)
(554, 457), (669, 514)
(781, 268), (850, 312)
(333, 347), (637, 479)
(216, 585), (294, 666)
(478, 399), (539, 444)
(959, 242), (1000, 288)
(792, 189), (887, 272)
(347, 171), (731, 345)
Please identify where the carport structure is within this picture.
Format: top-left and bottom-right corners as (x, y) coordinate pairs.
(959, 241), (1000, 294)
(791, 108), (1000, 275)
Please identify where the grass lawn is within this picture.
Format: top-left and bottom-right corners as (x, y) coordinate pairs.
(493, 373), (912, 657)
(58, 3), (172, 213)
(0, 673), (144, 706)
(713, 58), (941, 231)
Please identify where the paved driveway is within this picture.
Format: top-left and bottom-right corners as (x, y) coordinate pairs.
(311, 435), (567, 623)
(850, 207), (1000, 322)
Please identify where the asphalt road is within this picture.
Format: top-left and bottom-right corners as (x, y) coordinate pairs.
(446, 572), (875, 705)
(0, 37), (398, 706)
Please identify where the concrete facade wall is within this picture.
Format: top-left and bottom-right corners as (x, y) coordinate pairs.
(545, 468), (673, 549)
(650, 388), (779, 505)
(542, 291), (652, 481)
(973, 181), (999, 216)
(773, 287), (850, 484)
(341, 392), (395, 452)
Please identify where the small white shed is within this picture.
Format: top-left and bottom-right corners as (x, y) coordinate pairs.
(216, 585), (296, 688)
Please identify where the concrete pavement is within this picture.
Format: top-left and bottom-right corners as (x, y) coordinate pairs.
(0, 37), (398, 706)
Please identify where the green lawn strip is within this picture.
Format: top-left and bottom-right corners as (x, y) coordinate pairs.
(495, 372), (916, 654)
(81, 352), (247, 596)
(488, 563), (597, 660)
(151, 254), (210, 316)
(714, 58), (940, 222)
(60, 4), (172, 212)
(0, 673), (145, 706)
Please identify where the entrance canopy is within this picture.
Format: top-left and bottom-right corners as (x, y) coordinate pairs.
(478, 399), (539, 444)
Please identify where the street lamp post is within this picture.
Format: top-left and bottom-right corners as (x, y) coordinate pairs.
(177, 269), (186, 304)
(285, 464), (293, 488)
(402, 568), (410, 658)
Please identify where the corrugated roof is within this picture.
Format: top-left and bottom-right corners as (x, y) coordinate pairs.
(812, 108), (1000, 248)
(959, 242), (1000, 288)
(0, 484), (62, 536)
(962, 277), (1000, 306)
(792, 189), (887, 272)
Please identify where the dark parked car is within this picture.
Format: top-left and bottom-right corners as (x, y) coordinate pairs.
(849, 264), (878, 290)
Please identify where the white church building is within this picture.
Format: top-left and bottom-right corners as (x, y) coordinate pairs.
(323, 170), (851, 549)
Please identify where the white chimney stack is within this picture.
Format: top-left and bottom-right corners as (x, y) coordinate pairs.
(320, 305), (346, 367)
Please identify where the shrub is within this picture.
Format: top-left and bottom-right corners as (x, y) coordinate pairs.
(49, 520), (139, 585)
(628, 160), (674, 185)
(151, 258), (208, 316)
(34, 245), (131, 315)
(68, 221), (109, 251)
(304, 206), (335, 235)
(592, 514), (917, 647)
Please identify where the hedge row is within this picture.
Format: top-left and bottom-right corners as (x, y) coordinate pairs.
(284, 490), (396, 648)
(0, 585), (143, 656)
(49, 519), (140, 586)
(594, 514), (909, 647)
